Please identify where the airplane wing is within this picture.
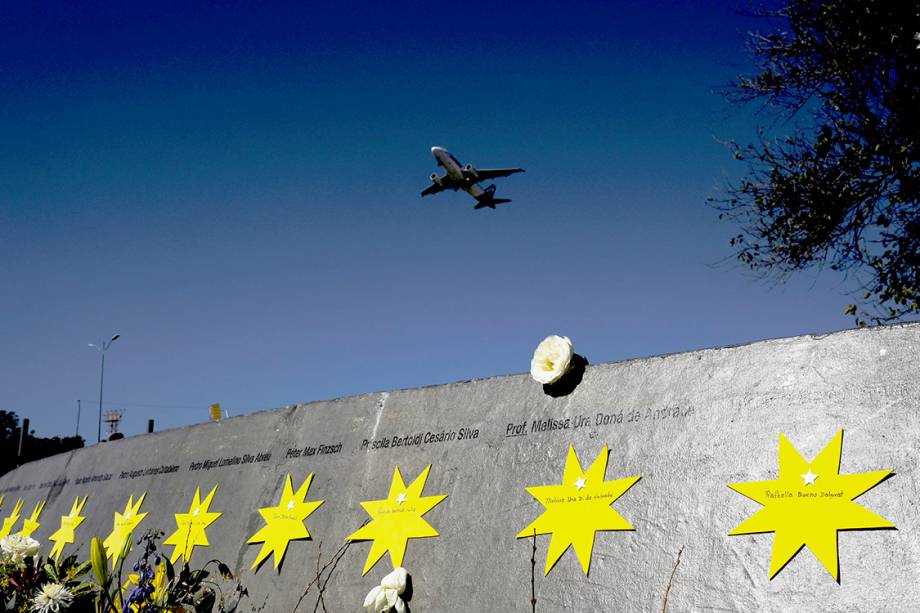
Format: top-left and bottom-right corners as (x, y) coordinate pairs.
(421, 182), (447, 196)
(467, 168), (525, 181)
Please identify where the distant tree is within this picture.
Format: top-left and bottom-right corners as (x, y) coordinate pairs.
(20, 434), (85, 467)
(0, 410), (20, 476)
(0, 410), (17, 441)
(0, 410), (84, 477)
(712, 0), (920, 325)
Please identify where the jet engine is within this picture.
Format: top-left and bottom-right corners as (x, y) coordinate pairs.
(430, 173), (442, 185)
(464, 163), (478, 179)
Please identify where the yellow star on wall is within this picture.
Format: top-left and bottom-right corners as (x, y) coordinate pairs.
(49, 496), (89, 562)
(164, 485), (221, 564)
(247, 473), (325, 571)
(0, 499), (24, 539)
(103, 494), (148, 567)
(728, 430), (894, 580)
(346, 464), (447, 575)
(17, 500), (46, 537)
(516, 445), (641, 576)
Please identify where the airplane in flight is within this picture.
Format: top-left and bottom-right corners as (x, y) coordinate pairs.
(421, 146), (524, 209)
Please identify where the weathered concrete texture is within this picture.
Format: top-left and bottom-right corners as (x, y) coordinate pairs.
(2, 324), (919, 611)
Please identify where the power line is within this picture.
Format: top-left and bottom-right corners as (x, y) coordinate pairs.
(83, 400), (267, 411)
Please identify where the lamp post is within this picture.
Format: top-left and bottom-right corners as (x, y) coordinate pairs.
(89, 334), (120, 443)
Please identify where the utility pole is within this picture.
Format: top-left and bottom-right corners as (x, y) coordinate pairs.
(89, 334), (120, 443)
(17, 417), (29, 465)
(76, 399), (81, 437)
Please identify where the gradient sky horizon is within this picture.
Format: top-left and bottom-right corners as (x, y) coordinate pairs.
(2, 1), (871, 439)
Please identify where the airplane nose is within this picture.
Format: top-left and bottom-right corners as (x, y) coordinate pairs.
(431, 146), (444, 154)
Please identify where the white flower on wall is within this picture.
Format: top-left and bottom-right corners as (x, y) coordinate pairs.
(530, 335), (574, 384)
(363, 566), (408, 612)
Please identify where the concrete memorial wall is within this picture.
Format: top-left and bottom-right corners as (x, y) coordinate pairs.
(1, 323), (918, 611)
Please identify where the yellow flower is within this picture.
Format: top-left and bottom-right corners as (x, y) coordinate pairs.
(151, 563), (168, 603)
(121, 564), (166, 612)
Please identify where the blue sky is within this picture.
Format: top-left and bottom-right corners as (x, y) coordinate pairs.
(1, 1), (858, 438)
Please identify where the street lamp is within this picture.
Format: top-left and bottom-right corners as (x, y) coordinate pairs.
(89, 334), (120, 443)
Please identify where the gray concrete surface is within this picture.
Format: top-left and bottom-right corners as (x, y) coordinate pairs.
(1, 323), (918, 611)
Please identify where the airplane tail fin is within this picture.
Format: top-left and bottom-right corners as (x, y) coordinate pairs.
(474, 184), (512, 209)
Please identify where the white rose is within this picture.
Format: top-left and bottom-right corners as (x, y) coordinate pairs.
(1, 534), (41, 563)
(530, 335), (574, 384)
(363, 567), (407, 613)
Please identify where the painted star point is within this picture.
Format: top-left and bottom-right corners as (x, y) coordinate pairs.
(248, 473), (324, 571)
(103, 494), (148, 567)
(346, 464), (447, 575)
(729, 430), (894, 580)
(517, 445), (640, 576)
(0, 499), (24, 539)
(16, 501), (45, 537)
(49, 496), (89, 562)
(164, 485), (221, 564)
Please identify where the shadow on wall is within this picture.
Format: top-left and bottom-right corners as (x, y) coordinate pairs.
(542, 354), (588, 398)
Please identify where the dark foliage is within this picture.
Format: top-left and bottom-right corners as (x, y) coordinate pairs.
(712, 0), (920, 324)
(0, 410), (84, 477)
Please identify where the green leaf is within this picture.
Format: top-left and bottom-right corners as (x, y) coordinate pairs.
(44, 562), (59, 583)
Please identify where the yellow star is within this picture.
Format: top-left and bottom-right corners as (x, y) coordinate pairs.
(247, 473), (325, 571)
(0, 499), (23, 539)
(516, 445), (640, 576)
(16, 500), (46, 537)
(103, 494), (148, 567)
(164, 485), (222, 564)
(728, 430), (894, 580)
(346, 464), (447, 575)
(49, 496), (89, 562)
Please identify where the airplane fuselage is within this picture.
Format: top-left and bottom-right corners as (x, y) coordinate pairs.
(431, 146), (487, 198)
(422, 146), (521, 208)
